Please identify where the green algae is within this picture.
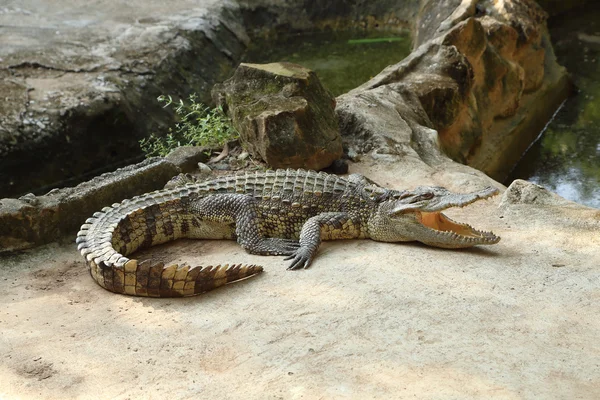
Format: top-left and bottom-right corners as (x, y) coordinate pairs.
(244, 31), (411, 96)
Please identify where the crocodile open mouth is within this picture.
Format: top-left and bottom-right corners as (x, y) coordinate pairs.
(417, 211), (500, 243)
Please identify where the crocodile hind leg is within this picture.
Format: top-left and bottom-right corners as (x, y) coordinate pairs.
(189, 193), (300, 256)
(285, 212), (361, 270)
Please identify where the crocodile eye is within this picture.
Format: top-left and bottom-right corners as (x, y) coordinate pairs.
(409, 192), (434, 203)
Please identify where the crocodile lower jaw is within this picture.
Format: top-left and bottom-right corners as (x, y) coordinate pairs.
(418, 211), (500, 244)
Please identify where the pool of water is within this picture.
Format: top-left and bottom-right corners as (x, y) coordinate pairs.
(244, 31), (412, 96)
(508, 5), (600, 208)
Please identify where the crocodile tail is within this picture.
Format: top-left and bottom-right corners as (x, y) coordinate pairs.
(76, 187), (263, 297)
(88, 259), (263, 297)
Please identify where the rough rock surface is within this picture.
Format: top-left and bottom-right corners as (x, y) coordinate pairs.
(1, 161), (598, 399)
(0, 158), (181, 252)
(338, 0), (570, 182)
(213, 62), (342, 169)
(0, 0), (248, 197)
(0, 0), (416, 198)
(499, 179), (575, 207)
(164, 145), (211, 173)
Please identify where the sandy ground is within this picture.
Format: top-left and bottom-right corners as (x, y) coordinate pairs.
(2, 1), (597, 397)
(1, 163), (599, 400)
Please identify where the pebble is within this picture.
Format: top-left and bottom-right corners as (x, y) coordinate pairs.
(211, 162), (230, 171)
(197, 162), (212, 177)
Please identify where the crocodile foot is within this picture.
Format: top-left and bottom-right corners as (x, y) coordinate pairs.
(284, 247), (314, 270)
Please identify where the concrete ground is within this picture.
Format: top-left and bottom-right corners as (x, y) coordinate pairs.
(1, 163), (599, 399)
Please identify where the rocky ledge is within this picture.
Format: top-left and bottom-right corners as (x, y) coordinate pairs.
(0, 0), (416, 197)
(0, 0), (586, 251)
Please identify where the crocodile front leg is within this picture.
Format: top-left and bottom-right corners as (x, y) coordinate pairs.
(189, 194), (300, 256)
(285, 212), (361, 270)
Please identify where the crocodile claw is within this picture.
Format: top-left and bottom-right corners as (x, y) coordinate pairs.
(284, 248), (314, 270)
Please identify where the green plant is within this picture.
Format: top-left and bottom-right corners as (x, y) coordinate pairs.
(140, 94), (238, 157)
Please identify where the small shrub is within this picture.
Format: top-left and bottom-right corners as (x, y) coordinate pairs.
(140, 94), (238, 157)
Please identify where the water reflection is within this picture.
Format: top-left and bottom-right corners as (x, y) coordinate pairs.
(509, 5), (600, 208)
(244, 31), (411, 96)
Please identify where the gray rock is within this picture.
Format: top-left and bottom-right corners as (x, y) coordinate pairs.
(0, 0), (250, 198)
(1, 0), (571, 197)
(197, 162), (213, 177)
(0, 158), (179, 252)
(499, 179), (572, 208)
(165, 146), (210, 173)
(211, 162), (231, 171)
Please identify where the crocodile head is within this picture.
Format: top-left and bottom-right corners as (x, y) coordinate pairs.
(370, 186), (500, 248)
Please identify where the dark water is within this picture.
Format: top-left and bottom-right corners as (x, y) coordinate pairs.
(508, 6), (600, 208)
(244, 31), (412, 96)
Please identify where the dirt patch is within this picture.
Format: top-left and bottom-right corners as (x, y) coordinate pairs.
(17, 359), (57, 381)
(133, 238), (220, 266)
(29, 261), (82, 292)
(1, 165), (599, 398)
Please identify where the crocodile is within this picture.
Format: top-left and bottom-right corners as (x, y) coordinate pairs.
(76, 169), (500, 297)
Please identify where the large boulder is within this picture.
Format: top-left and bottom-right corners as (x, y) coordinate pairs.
(0, 1), (250, 198)
(337, 0), (570, 182)
(212, 62), (343, 170)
